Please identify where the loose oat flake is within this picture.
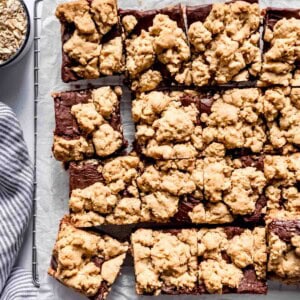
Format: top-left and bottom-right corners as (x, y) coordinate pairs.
(0, 0), (27, 64)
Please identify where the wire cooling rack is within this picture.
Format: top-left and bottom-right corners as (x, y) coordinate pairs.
(32, 0), (43, 288)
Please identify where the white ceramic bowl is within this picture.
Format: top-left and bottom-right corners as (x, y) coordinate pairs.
(0, 0), (33, 69)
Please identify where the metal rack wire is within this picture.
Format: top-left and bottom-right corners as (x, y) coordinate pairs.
(32, 0), (43, 288)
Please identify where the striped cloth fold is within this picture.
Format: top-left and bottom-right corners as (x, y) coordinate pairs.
(0, 103), (37, 299)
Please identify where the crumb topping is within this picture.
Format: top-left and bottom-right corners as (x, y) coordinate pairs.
(71, 103), (104, 134)
(268, 231), (300, 282)
(124, 12), (190, 91)
(131, 229), (198, 295)
(48, 220), (128, 297)
(259, 17), (300, 87)
(189, 202), (234, 224)
(99, 36), (124, 75)
(132, 91), (201, 159)
(92, 86), (119, 118)
(204, 157), (266, 216)
(263, 87), (300, 153)
(131, 70), (163, 93)
(201, 88), (266, 153)
(264, 154), (300, 221)
(93, 124), (122, 157)
(122, 14), (137, 34)
(125, 30), (155, 78)
(149, 14), (190, 76)
(53, 136), (93, 162)
(188, 1), (261, 86)
(90, 0), (118, 36)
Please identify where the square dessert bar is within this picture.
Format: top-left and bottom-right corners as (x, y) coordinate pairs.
(56, 0), (124, 82)
(200, 88), (266, 156)
(132, 90), (203, 160)
(267, 220), (300, 283)
(137, 158), (203, 223)
(262, 87), (300, 154)
(68, 154), (141, 227)
(120, 5), (191, 93)
(48, 217), (128, 300)
(201, 155), (267, 224)
(131, 228), (198, 295)
(52, 86), (127, 162)
(264, 154), (300, 222)
(197, 226), (267, 294)
(259, 8), (300, 87)
(131, 227), (267, 295)
(137, 155), (266, 224)
(186, 0), (261, 87)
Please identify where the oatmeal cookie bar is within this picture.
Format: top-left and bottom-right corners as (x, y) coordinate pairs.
(264, 154), (300, 222)
(137, 158), (203, 223)
(137, 155), (266, 224)
(132, 90), (203, 160)
(131, 228), (198, 295)
(68, 154), (141, 227)
(263, 87), (300, 155)
(186, 0), (261, 87)
(267, 220), (300, 283)
(199, 155), (267, 224)
(131, 227), (267, 295)
(52, 86), (127, 162)
(259, 8), (300, 87)
(56, 0), (124, 82)
(200, 88), (266, 156)
(48, 217), (128, 300)
(197, 226), (267, 294)
(120, 5), (191, 92)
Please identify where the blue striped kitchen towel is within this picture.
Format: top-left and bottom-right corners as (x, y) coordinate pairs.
(0, 103), (36, 299)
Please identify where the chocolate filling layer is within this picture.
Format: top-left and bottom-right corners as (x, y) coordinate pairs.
(69, 160), (104, 192)
(237, 268), (267, 294)
(264, 7), (300, 30)
(172, 197), (200, 223)
(54, 90), (91, 138)
(269, 220), (300, 243)
(223, 226), (245, 239)
(90, 282), (109, 300)
(241, 195), (267, 224)
(240, 155), (264, 171)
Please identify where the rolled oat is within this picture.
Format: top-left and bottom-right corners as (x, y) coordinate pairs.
(0, 0), (28, 64)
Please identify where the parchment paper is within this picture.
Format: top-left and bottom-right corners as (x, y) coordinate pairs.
(36, 0), (300, 299)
